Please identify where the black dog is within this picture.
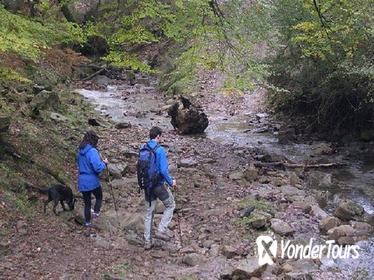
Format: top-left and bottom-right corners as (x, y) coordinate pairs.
(43, 184), (76, 215)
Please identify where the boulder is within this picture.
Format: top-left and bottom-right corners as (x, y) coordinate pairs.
(334, 200), (364, 220)
(310, 205), (328, 220)
(115, 122), (132, 129)
(122, 213), (144, 234)
(221, 245), (238, 259)
(280, 185), (306, 198)
(231, 257), (267, 279)
(177, 158), (198, 168)
(319, 217), (341, 233)
(30, 90), (60, 112)
(93, 75), (111, 86)
(328, 225), (355, 245)
(350, 221), (373, 236)
(167, 96), (209, 134)
(271, 219), (294, 236)
(108, 163), (128, 179)
(249, 213), (271, 229)
(182, 253), (205, 267)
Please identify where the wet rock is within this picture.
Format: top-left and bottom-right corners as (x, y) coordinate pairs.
(115, 122), (131, 129)
(271, 219), (294, 236)
(50, 112), (67, 122)
(0, 116), (10, 133)
(108, 163), (128, 179)
(328, 225), (355, 245)
(30, 90), (60, 112)
(334, 200), (364, 221)
(182, 253), (205, 267)
(167, 97), (209, 134)
(231, 257), (267, 279)
(319, 217), (341, 233)
(221, 245), (238, 259)
(310, 205), (328, 220)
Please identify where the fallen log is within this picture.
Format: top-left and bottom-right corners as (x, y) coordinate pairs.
(254, 161), (346, 169)
(81, 67), (106, 81)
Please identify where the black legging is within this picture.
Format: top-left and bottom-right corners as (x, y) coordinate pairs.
(82, 187), (103, 223)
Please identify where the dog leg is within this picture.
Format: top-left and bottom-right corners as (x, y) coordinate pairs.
(44, 198), (52, 214)
(60, 201), (67, 211)
(53, 200), (59, 216)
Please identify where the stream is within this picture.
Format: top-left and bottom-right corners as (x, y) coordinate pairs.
(77, 77), (374, 278)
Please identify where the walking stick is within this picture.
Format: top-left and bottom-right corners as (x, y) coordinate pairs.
(107, 168), (119, 213)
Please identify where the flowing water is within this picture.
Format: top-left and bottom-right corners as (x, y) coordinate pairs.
(77, 80), (374, 278)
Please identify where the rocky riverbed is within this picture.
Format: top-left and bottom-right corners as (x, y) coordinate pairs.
(2, 71), (372, 279)
(71, 72), (374, 279)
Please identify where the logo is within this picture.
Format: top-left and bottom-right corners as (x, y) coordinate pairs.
(256, 235), (278, 265)
(256, 236), (360, 266)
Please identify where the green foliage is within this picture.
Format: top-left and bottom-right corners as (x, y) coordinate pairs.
(0, 67), (31, 83)
(0, 3), (84, 62)
(268, 0), (374, 135)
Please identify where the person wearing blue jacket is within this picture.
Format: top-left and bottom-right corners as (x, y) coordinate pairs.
(143, 126), (176, 250)
(77, 131), (108, 227)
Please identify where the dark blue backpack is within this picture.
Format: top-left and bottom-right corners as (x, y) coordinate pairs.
(137, 143), (161, 192)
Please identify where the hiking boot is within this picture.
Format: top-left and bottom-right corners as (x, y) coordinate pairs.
(144, 241), (153, 250)
(155, 230), (171, 241)
(92, 212), (100, 219)
(84, 222), (92, 227)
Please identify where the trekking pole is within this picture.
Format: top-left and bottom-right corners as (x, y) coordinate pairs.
(107, 168), (119, 213)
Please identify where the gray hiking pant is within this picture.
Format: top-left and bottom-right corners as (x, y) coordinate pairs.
(144, 187), (175, 243)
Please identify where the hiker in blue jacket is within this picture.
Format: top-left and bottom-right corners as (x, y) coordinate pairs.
(77, 131), (108, 227)
(143, 126), (176, 250)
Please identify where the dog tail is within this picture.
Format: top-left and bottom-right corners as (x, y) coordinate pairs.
(24, 182), (49, 194)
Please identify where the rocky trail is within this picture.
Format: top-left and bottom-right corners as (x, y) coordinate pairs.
(1, 72), (374, 280)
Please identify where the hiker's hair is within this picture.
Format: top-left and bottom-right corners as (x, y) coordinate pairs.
(149, 126), (162, 139)
(79, 130), (99, 149)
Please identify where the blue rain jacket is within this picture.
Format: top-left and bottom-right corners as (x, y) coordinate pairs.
(77, 144), (106, 192)
(147, 139), (173, 187)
